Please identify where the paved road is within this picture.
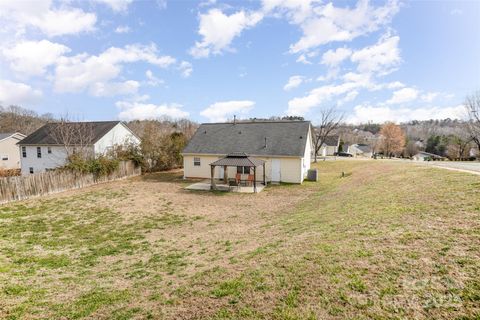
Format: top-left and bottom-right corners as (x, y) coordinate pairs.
(420, 161), (480, 175)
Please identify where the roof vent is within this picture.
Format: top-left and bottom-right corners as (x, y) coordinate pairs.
(300, 136), (303, 139)
(264, 137), (267, 148)
(238, 131), (241, 134)
(204, 130), (207, 134)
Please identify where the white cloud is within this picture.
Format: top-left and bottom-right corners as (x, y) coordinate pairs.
(190, 9), (263, 58)
(350, 33), (401, 76)
(200, 100), (255, 122)
(179, 61), (193, 77)
(116, 100), (189, 120)
(53, 44), (176, 94)
(89, 80), (139, 97)
(296, 54), (312, 64)
(386, 87), (419, 104)
(420, 92), (439, 103)
(338, 90), (359, 105)
(284, 75), (305, 91)
(115, 25), (131, 33)
(0, 1), (97, 37)
(286, 81), (360, 116)
(92, 0), (133, 12)
(287, 71), (380, 116)
(347, 104), (467, 124)
(145, 70), (164, 86)
(2, 40), (71, 76)
(0, 80), (42, 106)
(321, 47), (352, 67)
(283, 0), (400, 53)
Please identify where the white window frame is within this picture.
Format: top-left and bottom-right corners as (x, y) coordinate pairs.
(37, 147), (42, 158)
(29, 167), (34, 174)
(47, 147), (52, 154)
(1, 155), (8, 161)
(22, 146), (26, 158)
(193, 157), (201, 166)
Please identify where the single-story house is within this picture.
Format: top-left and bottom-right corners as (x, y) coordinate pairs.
(182, 120), (312, 184)
(318, 135), (340, 156)
(413, 151), (445, 161)
(0, 132), (26, 169)
(348, 143), (373, 158)
(18, 121), (140, 175)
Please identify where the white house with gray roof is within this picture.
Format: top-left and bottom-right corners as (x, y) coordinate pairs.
(182, 120), (313, 184)
(18, 121), (140, 175)
(348, 143), (373, 158)
(318, 135), (340, 156)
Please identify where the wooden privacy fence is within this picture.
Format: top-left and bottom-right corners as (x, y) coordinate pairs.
(0, 161), (141, 204)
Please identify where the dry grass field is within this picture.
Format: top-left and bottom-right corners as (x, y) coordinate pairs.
(0, 160), (479, 319)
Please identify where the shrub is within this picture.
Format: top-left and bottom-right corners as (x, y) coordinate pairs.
(63, 154), (119, 177)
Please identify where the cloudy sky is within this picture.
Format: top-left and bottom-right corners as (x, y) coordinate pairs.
(0, 0), (479, 124)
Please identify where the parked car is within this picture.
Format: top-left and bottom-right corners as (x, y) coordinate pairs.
(335, 152), (353, 157)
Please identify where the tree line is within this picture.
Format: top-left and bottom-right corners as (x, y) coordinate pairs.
(0, 105), (198, 172)
(312, 91), (480, 161)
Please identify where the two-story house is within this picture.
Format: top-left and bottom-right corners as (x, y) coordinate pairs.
(18, 121), (140, 175)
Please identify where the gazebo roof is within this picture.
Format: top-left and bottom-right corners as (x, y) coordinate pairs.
(210, 152), (266, 167)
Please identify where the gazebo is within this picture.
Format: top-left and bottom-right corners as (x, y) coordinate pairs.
(209, 152), (266, 193)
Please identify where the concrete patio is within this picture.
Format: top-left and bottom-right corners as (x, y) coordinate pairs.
(185, 179), (266, 193)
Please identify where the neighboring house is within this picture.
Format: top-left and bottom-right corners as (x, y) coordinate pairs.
(469, 147), (478, 159)
(0, 132), (26, 169)
(18, 121), (140, 175)
(413, 151), (445, 161)
(182, 120), (312, 184)
(348, 143), (373, 158)
(318, 135), (340, 157)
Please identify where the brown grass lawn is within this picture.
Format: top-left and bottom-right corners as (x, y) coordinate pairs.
(0, 160), (479, 319)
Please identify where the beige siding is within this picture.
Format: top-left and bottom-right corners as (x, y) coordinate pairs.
(183, 155), (223, 179)
(0, 136), (22, 169)
(183, 155), (304, 184)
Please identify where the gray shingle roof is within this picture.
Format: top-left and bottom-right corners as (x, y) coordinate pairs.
(0, 133), (15, 140)
(18, 121), (121, 145)
(323, 135), (339, 147)
(183, 121), (311, 157)
(353, 144), (372, 153)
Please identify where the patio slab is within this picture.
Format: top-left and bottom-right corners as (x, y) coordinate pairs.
(185, 180), (265, 193)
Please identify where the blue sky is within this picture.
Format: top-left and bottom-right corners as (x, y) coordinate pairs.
(0, 0), (479, 124)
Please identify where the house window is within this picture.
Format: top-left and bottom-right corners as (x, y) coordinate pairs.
(1, 155), (8, 161)
(22, 146), (26, 158)
(193, 157), (201, 166)
(47, 147), (52, 154)
(37, 147), (42, 158)
(29, 167), (34, 174)
(237, 166), (251, 174)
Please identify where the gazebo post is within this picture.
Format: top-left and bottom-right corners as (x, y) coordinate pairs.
(253, 166), (257, 193)
(263, 163), (266, 185)
(210, 165), (216, 190)
(223, 165), (228, 184)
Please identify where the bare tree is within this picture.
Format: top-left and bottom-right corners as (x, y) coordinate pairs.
(47, 117), (95, 159)
(465, 91), (480, 155)
(313, 107), (344, 162)
(0, 105), (53, 134)
(446, 125), (473, 160)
